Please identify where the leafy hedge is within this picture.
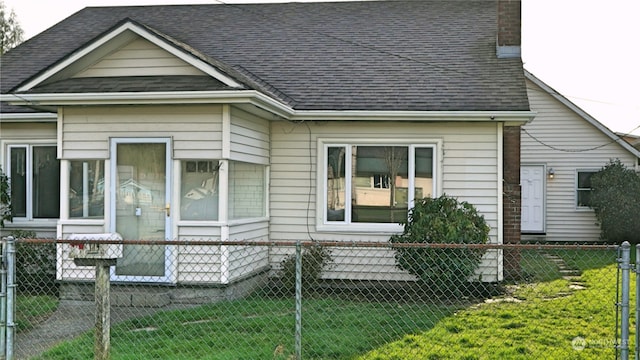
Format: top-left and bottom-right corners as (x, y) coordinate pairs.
(390, 195), (489, 291)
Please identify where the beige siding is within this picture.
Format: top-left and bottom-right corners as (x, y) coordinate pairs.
(523, 79), (638, 242)
(229, 108), (270, 164)
(74, 37), (206, 77)
(228, 222), (270, 282)
(269, 120), (501, 281)
(61, 105), (223, 159)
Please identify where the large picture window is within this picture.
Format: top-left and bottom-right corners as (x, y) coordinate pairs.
(8, 145), (60, 219)
(324, 142), (436, 228)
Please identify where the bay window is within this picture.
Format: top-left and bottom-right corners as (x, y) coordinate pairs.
(324, 142), (437, 229)
(69, 160), (105, 218)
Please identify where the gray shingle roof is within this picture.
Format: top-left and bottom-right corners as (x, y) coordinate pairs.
(27, 76), (233, 93)
(1, 1), (529, 112)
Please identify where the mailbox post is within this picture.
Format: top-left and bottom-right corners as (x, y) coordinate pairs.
(68, 233), (123, 360)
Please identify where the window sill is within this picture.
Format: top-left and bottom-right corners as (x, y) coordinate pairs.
(316, 222), (403, 234)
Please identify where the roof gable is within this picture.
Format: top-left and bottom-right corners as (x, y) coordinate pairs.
(525, 70), (640, 159)
(14, 20), (244, 93)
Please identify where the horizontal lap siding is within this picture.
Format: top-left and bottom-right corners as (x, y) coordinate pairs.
(74, 37), (205, 77)
(230, 108), (270, 164)
(523, 80), (638, 242)
(62, 105), (223, 159)
(176, 227), (222, 283)
(0, 122), (57, 140)
(228, 222), (270, 282)
(270, 121), (500, 281)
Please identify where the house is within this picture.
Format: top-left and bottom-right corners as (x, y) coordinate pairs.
(0, 1), (532, 298)
(521, 70), (640, 242)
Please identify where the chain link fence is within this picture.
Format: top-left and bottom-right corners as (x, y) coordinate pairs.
(0, 237), (627, 359)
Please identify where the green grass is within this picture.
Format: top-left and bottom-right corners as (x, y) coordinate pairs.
(359, 258), (622, 359)
(16, 294), (59, 333)
(31, 249), (621, 359)
(35, 297), (456, 359)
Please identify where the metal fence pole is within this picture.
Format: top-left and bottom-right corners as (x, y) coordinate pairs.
(295, 240), (302, 360)
(5, 237), (15, 360)
(636, 244), (640, 360)
(1, 237), (7, 359)
(620, 241), (631, 360)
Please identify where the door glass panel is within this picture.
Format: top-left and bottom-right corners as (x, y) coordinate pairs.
(115, 143), (166, 277)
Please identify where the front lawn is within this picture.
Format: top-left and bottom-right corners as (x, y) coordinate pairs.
(32, 248), (620, 359)
(36, 298), (455, 359)
(360, 263), (622, 359)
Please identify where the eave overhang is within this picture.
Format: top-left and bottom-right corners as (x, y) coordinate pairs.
(1, 91), (535, 125)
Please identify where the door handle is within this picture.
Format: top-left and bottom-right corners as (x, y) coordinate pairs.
(165, 203), (170, 217)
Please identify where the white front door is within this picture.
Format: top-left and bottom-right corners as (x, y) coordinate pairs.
(521, 165), (545, 233)
(110, 138), (175, 282)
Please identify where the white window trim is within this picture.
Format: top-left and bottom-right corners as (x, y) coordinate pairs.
(317, 138), (442, 233)
(5, 141), (59, 222)
(575, 169), (598, 210)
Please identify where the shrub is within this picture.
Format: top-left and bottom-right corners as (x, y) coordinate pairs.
(278, 242), (333, 293)
(12, 230), (58, 295)
(390, 195), (489, 291)
(0, 166), (11, 228)
(590, 159), (640, 244)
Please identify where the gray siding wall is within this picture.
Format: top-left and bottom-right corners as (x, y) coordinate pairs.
(523, 79), (638, 242)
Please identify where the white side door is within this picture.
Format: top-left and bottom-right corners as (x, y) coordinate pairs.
(521, 165), (545, 233)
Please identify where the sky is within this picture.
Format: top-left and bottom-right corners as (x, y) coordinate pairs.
(3, 0), (639, 136)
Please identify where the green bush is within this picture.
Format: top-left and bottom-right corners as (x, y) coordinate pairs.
(278, 243), (333, 293)
(390, 195), (489, 291)
(590, 159), (640, 244)
(0, 166), (11, 228)
(12, 230), (58, 295)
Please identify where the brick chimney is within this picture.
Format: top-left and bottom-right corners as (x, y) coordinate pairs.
(497, 0), (521, 58)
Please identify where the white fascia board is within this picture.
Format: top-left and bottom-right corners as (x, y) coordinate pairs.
(290, 110), (535, 123)
(15, 22), (242, 93)
(0, 112), (57, 122)
(2, 91), (293, 119)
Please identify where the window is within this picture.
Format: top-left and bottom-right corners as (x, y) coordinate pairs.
(229, 161), (266, 220)
(8, 145), (60, 219)
(324, 143), (436, 227)
(69, 160), (105, 218)
(577, 171), (597, 208)
(180, 160), (220, 221)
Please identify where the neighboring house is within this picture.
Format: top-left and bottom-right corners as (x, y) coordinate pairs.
(0, 1), (531, 296)
(521, 70), (640, 242)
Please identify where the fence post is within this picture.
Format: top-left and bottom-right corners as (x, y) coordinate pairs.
(295, 240), (302, 360)
(0, 237), (6, 359)
(620, 241), (631, 360)
(636, 244), (640, 360)
(5, 237), (15, 360)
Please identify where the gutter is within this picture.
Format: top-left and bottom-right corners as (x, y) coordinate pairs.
(1, 91), (535, 124)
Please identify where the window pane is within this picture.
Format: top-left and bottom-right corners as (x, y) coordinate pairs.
(577, 171), (596, 207)
(32, 146), (60, 218)
(577, 190), (591, 207)
(577, 172), (594, 188)
(181, 160), (219, 221)
(229, 162), (265, 219)
(415, 147), (434, 199)
(10, 147), (27, 217)
(327, 147), (346, 221)
(69, 160), (104, 218)
(352, 146), (408, 223)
